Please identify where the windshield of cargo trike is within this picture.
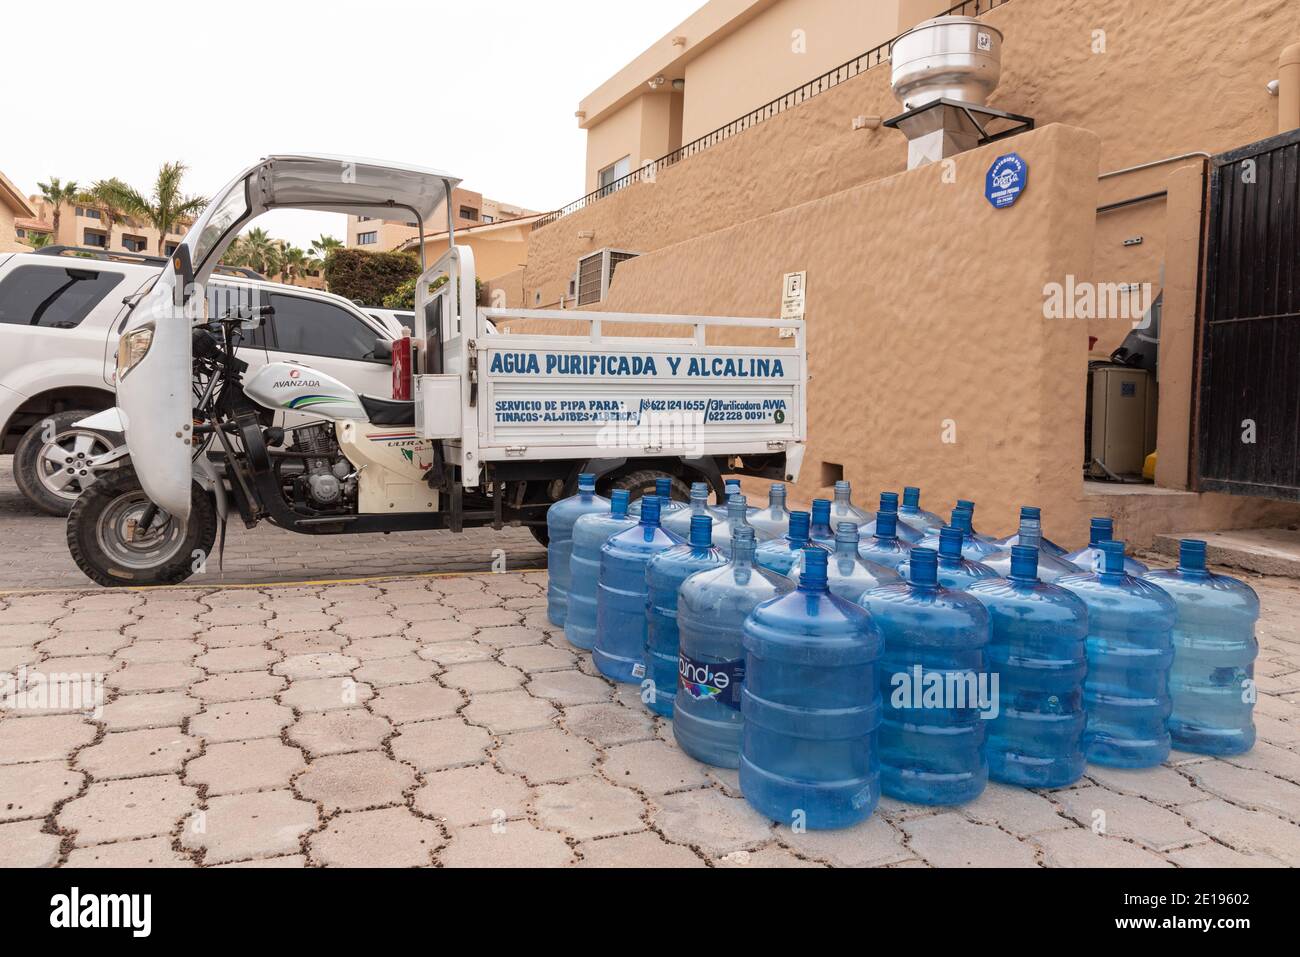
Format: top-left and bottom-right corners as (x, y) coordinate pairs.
(192, 181), (250, 272)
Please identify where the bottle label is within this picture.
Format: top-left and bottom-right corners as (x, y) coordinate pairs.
(631, 662), (646, 679)
(678, 652), (745, 710)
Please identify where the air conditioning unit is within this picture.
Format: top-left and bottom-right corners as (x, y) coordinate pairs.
(575, 248), (639, 306)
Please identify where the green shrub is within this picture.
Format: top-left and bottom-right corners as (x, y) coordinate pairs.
(323, 248), (420, 306)
(382, 274), (482, 310)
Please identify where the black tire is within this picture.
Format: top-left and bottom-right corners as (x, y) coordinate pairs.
(528, 524), (549, 547)
(66, 466), (217, 588)
(609, 468), (691, 507)
(13, 410), (119, 517)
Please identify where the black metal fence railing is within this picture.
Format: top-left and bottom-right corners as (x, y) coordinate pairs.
(533, 0), (1011, 232)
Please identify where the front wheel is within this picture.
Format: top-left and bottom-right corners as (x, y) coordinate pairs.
(66, 466), (217, 587)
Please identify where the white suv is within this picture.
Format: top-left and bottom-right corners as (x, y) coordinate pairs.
(0, 246), (403, 514)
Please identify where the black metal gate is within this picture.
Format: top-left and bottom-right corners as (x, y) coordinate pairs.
(1197, 129), (1300, 500)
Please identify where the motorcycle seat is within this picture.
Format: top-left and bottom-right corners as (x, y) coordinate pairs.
(360, 394), (416, 426)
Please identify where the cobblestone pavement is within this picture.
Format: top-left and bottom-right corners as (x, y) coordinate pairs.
(0, 565), (1297, 868)
(0, 456), (545, 590)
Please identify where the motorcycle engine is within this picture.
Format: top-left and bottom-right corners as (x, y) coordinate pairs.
(287, 424), (357, 509)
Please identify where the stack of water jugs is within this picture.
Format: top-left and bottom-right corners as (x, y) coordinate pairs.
(547, 475), (1260, 830)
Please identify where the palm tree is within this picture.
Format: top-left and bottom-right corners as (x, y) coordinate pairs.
(36, 177), (79, 240)
(238, 228), (282, 277)
(101, 161), (209, 254)
(221, 235), (249, 268)
(310, 234), (342, 261)
(22, 231), (54, 249)
(79, 178), (132, 251)
(279, 243), (309, 285)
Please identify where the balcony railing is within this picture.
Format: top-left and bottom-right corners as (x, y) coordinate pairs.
(534, 0), (1011, 231)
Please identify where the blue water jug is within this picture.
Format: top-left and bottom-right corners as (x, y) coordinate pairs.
(628, 477), (684, 519)
(645, 514), (728, 718)
(809, 498), (837, 546)
(664, 482), (711, 539)
(1144, 540), (1259, 756)
(954, 499), (1000, 544)
(920, 507), (1006, 563)
(755, 510), (830, 577)
(900, 525), (997, 591)
(749, 483), (791, 540)
(565, 490), (637, 650)
(741, 548), (883, 829)
(899, 486), (947, 536)
(857, 510), (914, 573)
(994, 506), (1070, 558)
(830, 480), (872, 525)
(676, 527), (795, 767)
(861, 491), (924, 544)
(1058, 541), (1175, 768)
(800, 522), (900, 602)
(714, 495), (757, 555)
(969, 546), (1089, 787)
(860, 547), (990, 805)
(594, 497), (684, 683)
(1064, 517), (1150, 575)
(710, 478), (745, 519)
(546, 473), (609, 627)
(981, 511), (1081, 583)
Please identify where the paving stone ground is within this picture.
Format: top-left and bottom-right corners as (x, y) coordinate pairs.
(0, 463), (1298, 867)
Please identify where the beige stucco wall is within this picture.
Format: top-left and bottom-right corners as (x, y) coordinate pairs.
(584, 93), (686, 195)
(0, 206), (21, 253)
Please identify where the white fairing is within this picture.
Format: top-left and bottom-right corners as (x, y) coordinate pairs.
(244, 362), (366, 422)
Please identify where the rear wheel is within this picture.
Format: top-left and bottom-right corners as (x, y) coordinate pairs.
(13, 410), (119, 516)
(609, 468), (690, 507)
(66, 466), (217, 588)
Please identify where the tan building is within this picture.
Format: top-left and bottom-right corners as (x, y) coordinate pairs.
(27, 195), (192, 256)
(577, 0), (944, 194)
(513, 0), (1300, 548)
(0, 171), (40, 253)
(397, 214), (541, 306)
(346, 187), (537, 251)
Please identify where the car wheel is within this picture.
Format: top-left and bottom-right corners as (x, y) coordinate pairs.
(13, 410), (120, 516)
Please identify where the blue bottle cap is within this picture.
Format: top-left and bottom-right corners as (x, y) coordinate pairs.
(689, 513), (714, 548)
(690, 482), (709, 498)
(655, 477), (672, 497)
(1010, 544), (1039, 580)
(835, 521), (859, 544)
(769, 483), (787, 505)
(1179, 539), (1208, 572)
(640, 496), (662, 527)
(875, 510), (898, 539)
(731, 526), (757, 561)
(909, 547), (939, 585)
(610, 489), (630, 518)
(727, 495), (748, 518)
(1020, 506), (1042, 520)
(788, 510), (811, 543)
(1089, 516), (1113, 545)
(951, 507), (974, 534)
(938, 525), (964, 559)
(725, 478), (742, 491)
(834, 480), (852, 493)
(799, 546), (830, 590)
(578, 473), (596, 491)
(879, 491), (900, 512)
(812, 499), (832, 524)
(957, 499), (976, 513)
(902, 486), (921, 508)
(1099, 539), (1126, 574)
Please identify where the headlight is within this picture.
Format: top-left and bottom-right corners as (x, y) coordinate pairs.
(116, 324), (155, 380)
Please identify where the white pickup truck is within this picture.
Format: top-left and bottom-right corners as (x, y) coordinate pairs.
(64, 155), (806, 586)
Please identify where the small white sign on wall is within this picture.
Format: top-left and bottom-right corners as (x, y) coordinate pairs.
(780, 271), (805, 338)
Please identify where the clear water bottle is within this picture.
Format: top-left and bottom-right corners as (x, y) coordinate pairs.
(755, 510), (830, 577)
(709, 478), (745, 519)
(994, 506), (1070, 558)
(920, 506), (1006, 563)
(565, 490), (637, 650)
(969, 546), (1089, 787)
(799, 522), (900, 602)
(644, 514), (728, 718)
(1144, 540), (1259, 756)
(663, 482), (711, 539)
(627, 477), (684, 519)
(860, 547), (990, 805)
(748, 483), (792, 540)
(809, 498), (837, 546)
(1064, 517), (1150, 575)
(857, 509), (914, 573)
(900, 526), (997, 591)
(899, 486), (947, 536)
(830, 480), (872, 525)
(1058, 540), (1176, 768)
(594, 497), (684, 684)
(980, 514), (1081, 583)
(714, 495), (757, 555)
(861, 491), (924, 544)
(546, 473), (609, 627)
(740, 547), (883, 829)
(955, 499), (1000, 543)
(675, 528), (794, 767)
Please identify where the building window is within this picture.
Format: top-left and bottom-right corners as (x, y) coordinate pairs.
(165, 242), (179, 255)
(74, 206), (86, 217)
(357, 231), (378, 245)
(83, 230), (107, 248)
(482, 215), (495, 224)
(122, 235), (148, 253)
(597, 157), (631, 195)
(84, 208), (101, 220)
(459, 206), (479, 221)
(15, 229), (25, 239)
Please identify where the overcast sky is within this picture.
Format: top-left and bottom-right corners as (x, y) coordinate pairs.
(6, 0), (704, 248)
